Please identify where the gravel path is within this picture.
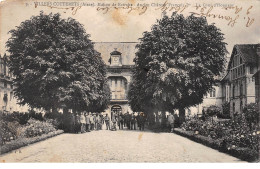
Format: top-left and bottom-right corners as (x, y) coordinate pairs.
(0, 128), (245, 162)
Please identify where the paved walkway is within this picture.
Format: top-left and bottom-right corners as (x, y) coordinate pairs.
(0, 128), (245, 162)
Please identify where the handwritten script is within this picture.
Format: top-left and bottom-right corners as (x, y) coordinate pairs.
(33, 1), (255, 28)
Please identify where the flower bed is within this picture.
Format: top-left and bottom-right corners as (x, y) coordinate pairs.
(173, 128), (258, 162)
(24, 119), (57, 138)
(178, 114), (259, 162)
(0, 110), (62, 146)
(0, 130), (64, 155)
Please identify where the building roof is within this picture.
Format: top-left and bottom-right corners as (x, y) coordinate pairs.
(110, 50), (122, 55)
(94, 42), (138, 65)
(227, 44), (259, 70)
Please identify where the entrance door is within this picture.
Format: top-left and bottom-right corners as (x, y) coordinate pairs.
(111, 105), (122, 119)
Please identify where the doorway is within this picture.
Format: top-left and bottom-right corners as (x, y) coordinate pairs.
(111, 105), (122, 119)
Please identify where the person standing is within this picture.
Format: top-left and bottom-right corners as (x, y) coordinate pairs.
(167, 113), (175, 133)
(85, 112), (91, 132)
(75, 114), (81, 133)
(104, 114), (110, 130)
(93, 113), (97, 130)
(95, 114), (101, 130)
(139, 112), (146, 131)
(98, 114), (102, 130)
(126, 112), (131, 129)
(80, 112), (86, 133)
(111, 114), (117, 131)
(130, 114), (136, 130)
(136, 112), (140, 129)
(90, 113), (94, 130)
(123, 113), (127, 127)
(118, 114), (124, 130)
(71, 113), (76, 133)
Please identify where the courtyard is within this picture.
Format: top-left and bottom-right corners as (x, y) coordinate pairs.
(0, 128), (245, 163)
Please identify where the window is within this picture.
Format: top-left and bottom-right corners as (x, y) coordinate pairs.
(240, 57), (243, 65)
(210, 89), (216, 97)
(10, 91), (13, 101)
(4, 82), (7, 88)
(240, 84), (243, 96)
(250, 66), (254, 74)
(233, 103), (235, 113)
(233, 85), (235, 98)
(109, 77), (127, 100)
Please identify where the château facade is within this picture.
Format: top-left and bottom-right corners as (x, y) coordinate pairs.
(0, 54), (29, 113)
(94, 42), (137, 116)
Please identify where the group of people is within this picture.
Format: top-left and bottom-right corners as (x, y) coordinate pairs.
(106, 112), (147, 131)
(71, 112), (147, 133)
(71, 112), (104, 133)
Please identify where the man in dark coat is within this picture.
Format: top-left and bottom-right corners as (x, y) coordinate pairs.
(130, 114), (136, 130)
(118, 114), (124, 130)
(104, 114), (110, 130)
(85, 112), (91, 132)
(139, 112), (146, 131)
(126, 112), (131, 129)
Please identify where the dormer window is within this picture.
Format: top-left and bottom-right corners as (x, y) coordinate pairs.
(110, 48), (122, 66)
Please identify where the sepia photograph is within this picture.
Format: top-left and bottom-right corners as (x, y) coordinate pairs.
(0, 0), (259, 164)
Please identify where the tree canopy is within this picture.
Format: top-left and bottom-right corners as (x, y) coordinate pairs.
(128, 13), (227, 121)
(6, 12), (110, 113)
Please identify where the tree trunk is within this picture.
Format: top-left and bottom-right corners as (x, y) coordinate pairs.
(161, 110), (166, 127)
(63, 107), (69, 114)
(179, 108), (186, 125)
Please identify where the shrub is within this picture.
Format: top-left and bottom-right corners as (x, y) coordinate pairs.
(206, 105), (221, 117)
(218, 102), (231, 119)
(243, 103), (259, 129)
(222, 102), (230, 115)
(0, 120), (22, 145)
(24, 118), (57, 138)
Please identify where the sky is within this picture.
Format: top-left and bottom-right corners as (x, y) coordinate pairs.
(0, 0), (259, 58)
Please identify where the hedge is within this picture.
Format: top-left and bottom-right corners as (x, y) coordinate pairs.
(173, 128), (259, 162)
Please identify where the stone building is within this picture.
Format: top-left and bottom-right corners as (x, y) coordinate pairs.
(186, 84), (223, 116)
(94, 42), (137, 116)
(220, 44), (260, 115)
(0, 54), (29, 113)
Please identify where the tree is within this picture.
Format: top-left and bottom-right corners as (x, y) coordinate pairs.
(129, 13), (227, 124)
(6, 12), (110, 113)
